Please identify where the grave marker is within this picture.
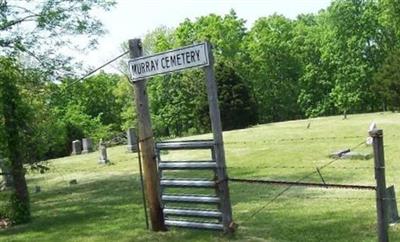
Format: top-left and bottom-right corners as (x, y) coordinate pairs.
(0, 157), (13, 188)
(127, 128), (138, 152)
(98, 139), (109, 164)
(82, 138), (93, 154)
(71, 140), (82, 155)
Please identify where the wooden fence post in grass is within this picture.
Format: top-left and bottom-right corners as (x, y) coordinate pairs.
(128, 38), (166, 232)
(370, 129), (389, 242)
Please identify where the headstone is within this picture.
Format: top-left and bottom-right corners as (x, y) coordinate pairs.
(98, 139), (110, 164)
(0, 157), (13, 188)
(35, 186), (41, 193)
(329, 149), (372, 160)
(71, 140), (82, 155)
(329, 149), (350, 158)
(369, 122), (377, 132)
(82, 138), (93, 154)
(366, 122), (377, 145)
(127, 128), (138, 152)
(366, 137), (373, 145)
(340, 151), (372, 160)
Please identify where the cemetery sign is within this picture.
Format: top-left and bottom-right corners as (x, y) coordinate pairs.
(128, 43), (209, 80)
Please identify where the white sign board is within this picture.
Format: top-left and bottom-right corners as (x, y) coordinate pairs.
(128, 43), (209, 80)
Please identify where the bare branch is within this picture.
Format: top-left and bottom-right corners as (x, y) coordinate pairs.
(0, 14), (39, 31)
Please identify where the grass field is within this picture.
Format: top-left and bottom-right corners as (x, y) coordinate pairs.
(1, 112), (400, 241)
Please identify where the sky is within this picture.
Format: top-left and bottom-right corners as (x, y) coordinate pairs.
(81, 0), (332, 73)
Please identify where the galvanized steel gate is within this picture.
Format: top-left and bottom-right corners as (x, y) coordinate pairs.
(156, 140), (227, 230)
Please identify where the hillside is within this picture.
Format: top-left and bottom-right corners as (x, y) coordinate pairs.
(1, 112), (400, 241)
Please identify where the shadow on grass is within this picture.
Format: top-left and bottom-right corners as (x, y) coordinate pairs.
(0, 174), (150, 241)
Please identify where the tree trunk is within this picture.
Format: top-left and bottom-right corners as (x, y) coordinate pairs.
(3, 82), (30, 224)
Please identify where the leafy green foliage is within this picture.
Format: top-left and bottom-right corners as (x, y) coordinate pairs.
(138, 10), (255, 137)
(372, 48), (400, 111)
(293, 13), (336, 117)
(0, 190), (13, 220)
(0, 0), (115, 225)
(245, 14), (302, 122)
(0, 58), (31, 224)
(215, 62), (257, 130)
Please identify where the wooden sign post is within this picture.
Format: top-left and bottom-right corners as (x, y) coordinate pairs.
(128, 39), (234, 233)
(203, 43), (234, 232)
(128, 39), (166, 231)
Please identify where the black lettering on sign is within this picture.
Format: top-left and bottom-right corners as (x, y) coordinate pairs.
(190, 51), (196, 63)
(176, 54), (181, 65)
(145, 61), (150, 72)
(170, 55), (176, 67)
(132, 64), (136, 75)
(186, 52), (191, 64)
(195, 50), (200, 61)
(150, 60), (157, 71)
(181, 53), (186, 65)
(161, 57), (166, 68)
(165, 57), (170, 68)
(141, 63), (145, 74)
(135, 64), (141, 75)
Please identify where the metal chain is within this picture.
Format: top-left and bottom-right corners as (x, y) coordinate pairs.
(229, 178), (375, 190)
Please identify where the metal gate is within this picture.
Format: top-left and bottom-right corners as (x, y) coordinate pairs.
(156, 139), (226, 230)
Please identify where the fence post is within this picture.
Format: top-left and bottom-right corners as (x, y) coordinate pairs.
(370, 129), (389, 242)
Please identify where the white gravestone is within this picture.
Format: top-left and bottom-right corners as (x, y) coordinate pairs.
(82, 138), (93, 154)
(71, 140), (82, 155)
(366, 122), (377, 145)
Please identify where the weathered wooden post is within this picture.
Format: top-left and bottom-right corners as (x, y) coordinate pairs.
(128, 39), (166, 231)
(204, 42), (234, 233)
(370, 129), (389, 242)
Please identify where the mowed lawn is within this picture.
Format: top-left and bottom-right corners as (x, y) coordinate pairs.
(1, 112), (400, 241)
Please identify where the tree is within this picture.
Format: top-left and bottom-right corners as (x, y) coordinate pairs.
(245, 14), (302, 122)
(325, 0), (385, 118)
(372, 48), (400, 111)
(0, 0), (115, 224)
(379, 0), (400, 50)
(137, 11), (252, 137)
(0, 0), (115, 75)
(0, 58), (31, 223)
(292, 13), (336, 117)
(215, 62), (257, 130)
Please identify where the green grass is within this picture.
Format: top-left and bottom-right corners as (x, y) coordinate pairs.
(2, 112), (400, 241)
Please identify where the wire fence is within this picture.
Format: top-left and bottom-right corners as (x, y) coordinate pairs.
(225, 137), (383, 222)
